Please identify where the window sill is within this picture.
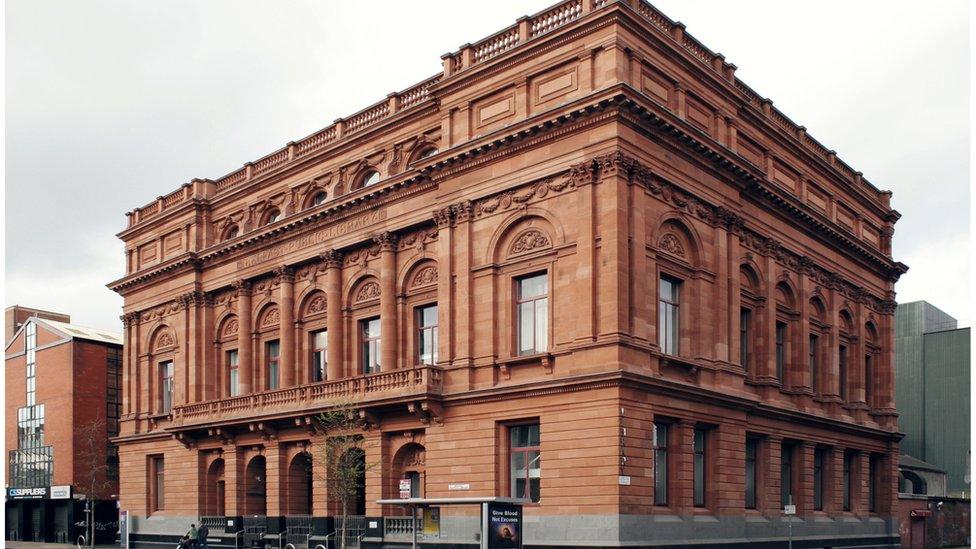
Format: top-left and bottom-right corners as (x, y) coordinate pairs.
(496, 353), (553, 379)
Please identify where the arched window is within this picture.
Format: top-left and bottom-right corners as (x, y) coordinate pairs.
(263, 208), (282, 226)
(808, 296), (827, 395)
(361, 170), (380, 188)
(774, 281), (797, 387)
(222, 224), (240, 241)
(739, 264), (762, 374)
(311, 191), (327, 206)
(838, 310), (854, 402)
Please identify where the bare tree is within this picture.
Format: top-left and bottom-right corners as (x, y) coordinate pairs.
(76, 417), (114, 548)
(311, 399), (377, 549)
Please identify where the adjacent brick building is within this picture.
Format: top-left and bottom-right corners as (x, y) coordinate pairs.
(109, 0), (908, 546)
(4, 310), (122, 543)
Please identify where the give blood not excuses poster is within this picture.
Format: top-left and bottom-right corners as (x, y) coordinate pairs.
(487, 502), (522, 549)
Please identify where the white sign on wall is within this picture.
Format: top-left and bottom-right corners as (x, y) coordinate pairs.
(448, 483), (470, 491)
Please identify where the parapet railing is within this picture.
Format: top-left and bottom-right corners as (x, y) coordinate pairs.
(172, 366), (443, 425)
(128, 0), (885, 228)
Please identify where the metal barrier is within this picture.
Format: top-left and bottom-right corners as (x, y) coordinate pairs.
(242, 515), (268, 548)
(284, 515), (313, 549)
(200, 515), (227, 534)
(334, 515), (365, 549)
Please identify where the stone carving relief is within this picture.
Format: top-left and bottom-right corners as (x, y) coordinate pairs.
(307, 295), (327, 315)
(658, 233), (686, 257)
(411, 266), (438, 288)
(509, 229), (551, 256)
(261, 306), (281, 327)
(154, 331), (175, 350)
(221, 318), (239, 338)
(355, 281), (381, 303)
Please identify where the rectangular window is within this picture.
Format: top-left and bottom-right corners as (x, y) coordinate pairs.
(693, 428), (707, 507)
(865, 354), (874, 406)
(658, 276), (680, 355)
(159, 360), (174, 413)
(653, 422), (669, 505)
(839, 345), (848, 401)
(869, 454), (880, 512)
(151, 455), (165, 512)
(740, 308), (752, 371)
(417, 305), (438, 365)
(361, 318), (381, 374)
(809, 334), (819, 393)
(510, 424), (541, 502)
(814, 447), (826, 510)
(775, 322), (787, 382)
(745, 438), (758, 509)
(311, 331), (327, 382)
(843, 451), (854, 511)
(266, 341), (280, 390)
(516, 274), (548, 355)
(780, 443), (794, 507)
(226, 350), (239, 396)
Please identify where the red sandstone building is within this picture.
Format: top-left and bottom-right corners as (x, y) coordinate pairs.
(4, 307), (123, 543)
(109, 1), (907, 546)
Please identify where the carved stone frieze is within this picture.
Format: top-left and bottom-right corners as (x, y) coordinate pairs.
(658, 233), (685, 257)
(411, 266), (438, 288)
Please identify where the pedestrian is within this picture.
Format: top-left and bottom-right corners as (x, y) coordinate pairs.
(197, 522), (209, 549)
(185, 523), (199, 548)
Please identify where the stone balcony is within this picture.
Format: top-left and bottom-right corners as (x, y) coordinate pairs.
(169, 365), (444, 430)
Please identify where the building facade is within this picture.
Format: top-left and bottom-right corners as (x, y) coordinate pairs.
(895, 301), (971, 498)
(4, 312), (123, 543)
(109, 1), (907, 546)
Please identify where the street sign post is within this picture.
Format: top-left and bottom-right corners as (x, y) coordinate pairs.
(784, 500), (795, 549)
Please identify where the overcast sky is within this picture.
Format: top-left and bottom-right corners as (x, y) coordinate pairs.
(5, 0), (970, 332)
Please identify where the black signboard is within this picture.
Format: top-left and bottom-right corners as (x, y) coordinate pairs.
(486, 502), (522, 549)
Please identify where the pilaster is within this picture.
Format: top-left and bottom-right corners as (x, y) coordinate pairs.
(235, 280), (254, 394)
(322, 250), (344, 381)
(277, 266), (296, 387)
(375, 232), (399, 370)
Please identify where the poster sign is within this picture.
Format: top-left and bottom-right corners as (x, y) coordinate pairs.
(399, 479), (412, 499)
(784, 504), (796, 515)
(422, 507), (441, 540)
(50, 485), (72, 499)
(486, 502), (522, 549)
(119, 510), (129, 549)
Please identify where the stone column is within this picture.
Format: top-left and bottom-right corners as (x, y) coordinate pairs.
(266, 442), (284, 516)
(572, 161), (597, 343)
(277, 266), (296, 387)
(728, 232), (742, 369)
(796, 273), (811, 394)
(451, 201), (474, 366)
(825, 289), (842, 403)
(715, 421), (745, 515)
(375, 232), (399, 370)
(596, 152), (632, 337)
(223, 445), (241, 516)
(796, 442), (815, 516)
(851, 303), (868, 410)
(714, 224), (731, 363)
(764, 435), (783, 517)
(310, 436), (329, 516)
(234, 280), (254, 394)
(762, 254), (779, 387)
(322, 250), (344, 381)
(434, 207), (454, 364)
(674, 419), (696, 515)
(364, 429), (384, 516)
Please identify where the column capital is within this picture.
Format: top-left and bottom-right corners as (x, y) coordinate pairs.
(451, 200), (474, 223)
(320, 249), (344, 268)
(373, 231), (399, 251)
(433, 206), (454, 228)
(274, 265), (295, 283)
(233, 279), (252, 296)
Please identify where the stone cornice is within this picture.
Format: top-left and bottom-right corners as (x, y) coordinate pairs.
(615, 94), (907, 283)
(111, 90), (901, 315)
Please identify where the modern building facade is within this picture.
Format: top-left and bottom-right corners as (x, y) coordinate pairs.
(4, 310), (123, 543)
(895, 300), (971, 498)
(109, 0), (907, 546)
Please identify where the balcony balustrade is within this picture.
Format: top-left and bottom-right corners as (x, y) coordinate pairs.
(171, 366), (443, 427)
